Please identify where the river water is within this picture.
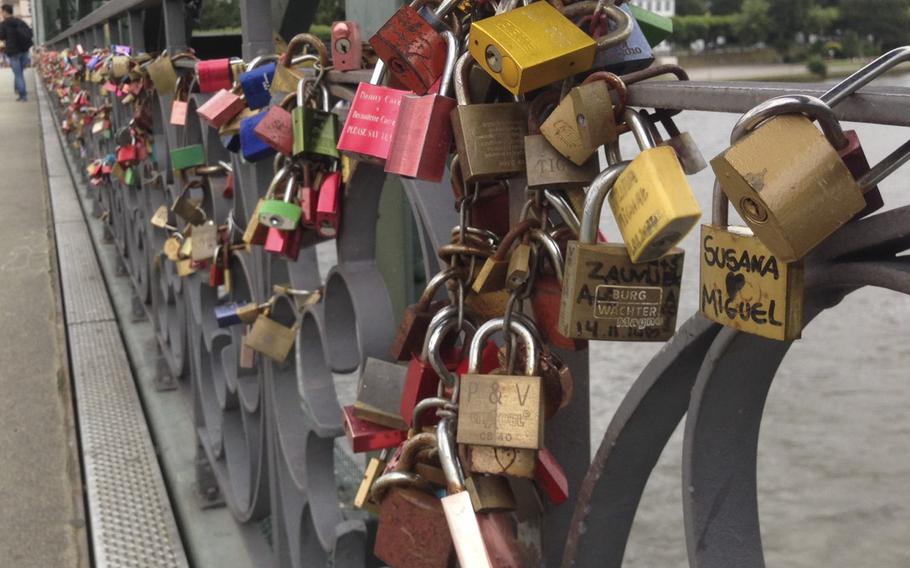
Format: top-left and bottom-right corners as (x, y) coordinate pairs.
(591, 73), (910, 567)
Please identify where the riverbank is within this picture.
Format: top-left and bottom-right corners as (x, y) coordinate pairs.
(682, 58), (910, 81)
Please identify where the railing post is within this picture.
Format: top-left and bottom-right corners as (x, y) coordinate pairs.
(128, 10), (146, 52)
(92, 26), (103, 49)
(239, 0), (273, 60)
(161, 0), (188, 52)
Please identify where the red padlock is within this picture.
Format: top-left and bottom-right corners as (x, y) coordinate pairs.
(197, 58), (234, 93)
(336, 62), (409, 164)
(263, 226), (304, 262)
(343, 405), (408, 453)
(384, 30), (458, 182)
(331, 21), (363, 71)
(316, 170), (342, 238)
(116, 140), (138, 167)
(535, 447), (569, 505)
(253, 93), (295, 156)
(198, 84), (245, 129)
(369, 2), (451, 95)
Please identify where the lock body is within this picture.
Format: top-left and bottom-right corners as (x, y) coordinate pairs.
(239, 63), (276, 109)
(699, 224), (804, 341)
(456, 374), (543, 449)
(610, 146), (701, 262)
(465, 445), (536, 478)
(292, 107), (340, 160)
(559, 243), (683, 341)
(451, 102), (528, 183)
(197, 58), (233, 93)
(170, 144), (205, 171)
(629, 3), (674, 46)
(370, 6), (447, 95)
(331, 21), (363, 71)
(258, 201), (301, 231)
(198, 89), (245, 128)
(525, 134), (599, 189)
(342, 405), (407, 452)
(240, 113), (277, 162)
(353, 358), (408, 430)
(469, 1), (596, 95)
(711, 115), (865, 262)
(254, 105), (294, 156)
(540, 81), (618, 166)
(385, 93), (457, 181)
(316, 171), (342, 238)
(374, 486), (454, 568)
(245, 314), (296, 362)
(337, 83), (408, 163)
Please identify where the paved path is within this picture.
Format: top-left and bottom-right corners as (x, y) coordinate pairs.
(0, 68), (88, 566)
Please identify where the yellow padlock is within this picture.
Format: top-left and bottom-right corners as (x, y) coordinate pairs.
(468, 1), (631, 95)
(609, 109), (701, 263)
(699, 181), (804, 341)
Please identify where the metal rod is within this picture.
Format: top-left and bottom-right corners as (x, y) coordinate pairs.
(859, 138), (910, 190)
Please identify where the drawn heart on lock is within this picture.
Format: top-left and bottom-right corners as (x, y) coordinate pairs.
(725, 272), (746, 299)
(494, 448), (518, 472)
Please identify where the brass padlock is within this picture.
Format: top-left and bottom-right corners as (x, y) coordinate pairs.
(354, 449), (389, 514)
(700, 180), (804, 341)
(469, 1), (632, 95)
(609, 109), (701, 263)
(559, 162), (684, 341)
(244, 307), (299, 363)
(711, 94), (865, 262)
(457, 317), (543, 450)
(525, 90), (599, 190)
(450, 52), (527, 183)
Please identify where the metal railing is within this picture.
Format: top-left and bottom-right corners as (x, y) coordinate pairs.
(37, 1), (910, 567)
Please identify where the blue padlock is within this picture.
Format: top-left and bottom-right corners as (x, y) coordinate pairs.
(221, 133), (240, 153)
(239, 61), (277, 110)
(595, 4), (655, 75)
(240, 112), (277, 162)
(215, 303), (242, 327)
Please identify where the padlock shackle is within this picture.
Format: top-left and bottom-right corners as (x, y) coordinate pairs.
(436, 416), (465, 494)
(393, 431), (439, 473)
(580, 161), (631, 244)
(530, 228), (565, 284)
(423, 306), (476, 388)
(857, 136), (910, 192)
(280, 33), (329, 68)
(492, 218), (541, 261)
(624, 108), (658, 150)
(561, 2), (633, 50)
(410, 397), (450, 435)
(245, 54), (278, 72)
(370, 471), (434, 503)
(266, 165), (291, 198)
(439, 31), (458, 97)
(731, 94), (848, 150)
(468, 317), (537, 376)
(543, 190), (581, 237)
(453, 51), (474, 106)
(369, 59), (386, 85)
(417, 266), (460, 309)
(821, 46), (910, 108)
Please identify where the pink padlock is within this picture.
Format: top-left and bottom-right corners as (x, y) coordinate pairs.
(331, 21), (363, 72)
(336, 61), (409, 164)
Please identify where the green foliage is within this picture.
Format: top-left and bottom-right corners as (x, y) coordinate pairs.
(315, 0), (345, 25)
(310, 24), (332, 43)
(735, 0), (771, 45)
(709, 0), (742, 15)
(805, 5), (840, 34)
(806, 54), (828, 77)
(841, 29), (863, 57)
(676, 0), (708, 15)
(672, 14), (737, 45)
(840, 0), (910, 49)
(198, 0), (240, 30)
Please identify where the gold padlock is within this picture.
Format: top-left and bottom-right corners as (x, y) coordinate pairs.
(244, 308), (299, 363)
(469, 1), (632, 95)
(465, 445), (536, 479)
(711, 95), (865, 262)
(699, 181), (804, 341)
(609, 109), (701, 263)
(559, 162), (684, 342)
(457, 318), (543, 450)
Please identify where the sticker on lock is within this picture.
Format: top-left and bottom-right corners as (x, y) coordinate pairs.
(593, 285), (664, 330)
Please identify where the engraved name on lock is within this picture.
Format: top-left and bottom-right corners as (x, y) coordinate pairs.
(458, 375), (542, 449)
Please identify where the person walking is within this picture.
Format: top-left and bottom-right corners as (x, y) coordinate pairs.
(0, 5), (32, 101)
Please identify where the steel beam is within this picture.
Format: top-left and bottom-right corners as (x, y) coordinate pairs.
(240, 0), (273, 60)
(161, 0), (187, 52)
(625, 80), (910, 126)
(128, 10), (145, 52)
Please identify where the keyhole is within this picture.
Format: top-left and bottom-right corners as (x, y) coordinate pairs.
(740, 197), (769, 224)
(336, 38), (351, 54)
(576, 113), (587, 128)
(485, 45), (503, 73)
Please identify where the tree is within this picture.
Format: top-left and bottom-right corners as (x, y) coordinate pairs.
(767, 0), (812, 50)
(709, 0), (741, 15)
(805, 5), (840, 36)
(676, 0), (709, 16)
(315, 0), (345, 24)
(735, 0), (771, 45)
(840, 0), (910, 49)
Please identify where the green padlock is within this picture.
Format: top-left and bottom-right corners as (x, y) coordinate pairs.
(628, 4), (673, 47)
(170, 144), (206, 171)
(292, 79), (339, 161)
(258, 166), (302, 231)
(124, 167), (135, 186)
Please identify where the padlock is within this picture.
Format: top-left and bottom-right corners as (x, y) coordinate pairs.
(197, 57), (234, 93)
(145, 52), (178, 95)
(258, 166), (300, 230)
(243, 199), (270, 246)
(353, 358), (408, 430)
(190, 222), (218, 262)
(525, 90), (599, 190)
(649, 110), (707, 175)
(586, 3), (656, 74)
(163, 233), (184, 262)
(169, 75), (191, 127)
(244, 308), (298, 363)
(263, 226), (304, 261)
(401, 307), (469, 429)
(535, 447), (569, 505)
(473, 218), (539, 294)
(331, 21), (363, 71)
(559, 161), (684, 341)
(628, 2), (674, 47)
(171, 180), (207, 226)
(712, 95), (865, 262)
(215, 303), (245, 327)
(252, 92), (296, 156)
(469, 1), (631, 94)
(239, 111), (277, 162)
(336, 61), (409, 164)
(450, 52), (528, 183)
(343, 405), (408, 453)
(540, 71), (626, 166)
(292, 78), (339, 161)
(354, 449), (389, 514)
(385, 30), (458, 182)
(609, 109), (702, 262)
(315, 169), (342, 238)
(457, 317), (543, 450)
(700, 171), (806, 341)
(528, 229), (588, 351)
(369, 0), (457, 95)
(115, 136), (138, 167)
(465, 474), (516, 513)
(390, 267), (456, 362)
(271, 34), (328, 94)
(198, 82), (246, 129)
(110, 54), (131, 78)
(239, 55), (277, 110)
(372, 441), (454, 567)
(170, 143), (206, 171)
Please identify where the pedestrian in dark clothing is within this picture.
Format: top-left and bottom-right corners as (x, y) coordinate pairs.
(0, 5), (32, 101)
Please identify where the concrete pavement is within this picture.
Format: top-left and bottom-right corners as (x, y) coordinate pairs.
(0, 67), (88, 567)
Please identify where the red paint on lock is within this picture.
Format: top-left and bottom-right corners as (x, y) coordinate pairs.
(316, 171), (342, 238)
(343, 405), (408, 453)
(384, 91), (456, 181)
(197, 58), (233, 93)
(370, 5), (447, 96)
(170, 100), (189, 127)
(336, 82), (408, 163)
(535, 447), (569, 505)
(253, 105), (294, 156)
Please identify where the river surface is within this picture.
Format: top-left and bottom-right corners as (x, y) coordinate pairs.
(591, 73), (910, 568)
